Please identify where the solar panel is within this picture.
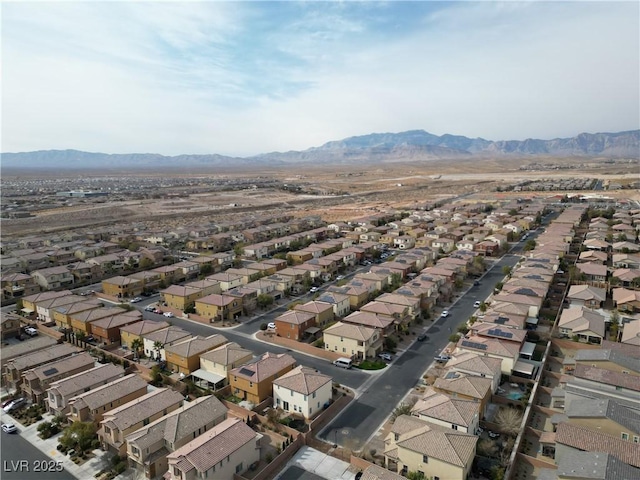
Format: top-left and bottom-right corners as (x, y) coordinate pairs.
(43, 368), (59, 376)
(461, 340), (487, 350)
(239, 368), (255, 377)
(494, 317), (508, 325)
(488, 328), (513, 339)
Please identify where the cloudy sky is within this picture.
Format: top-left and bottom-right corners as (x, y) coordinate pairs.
(3, 1), (638, 156)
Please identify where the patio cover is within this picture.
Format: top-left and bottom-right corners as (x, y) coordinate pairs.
(513, 360), (535, 376)
(190, 369), (225, 385)
(526, 316), (539, 325)
(520, 341), (536, 358)
(21, 308), (35, 313)
(305, 327), (321, 334)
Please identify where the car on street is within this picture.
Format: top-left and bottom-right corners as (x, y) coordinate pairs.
(163, 312), (174, 318)
(309, 287), (319, 293)
(440, 310), (450, 318)
(378, 353), (393, 362)
(144, 305), (156, 312)
(1, 424), (18, 434)
(267, 322), (276, 329)
(488, 431), (500, 439)
(434, 355), (451, 363)
(473, 280), (480, 286)
(336, 275), (345, 281)
(130, 297), (143, 303)
(84, 335), (96, 344)
(474, 301), (481, 308)
(153, 309), (163, 315)
(3, 398), (26, 413)
(24, 327), (38, 337)
(417, 333), (428, 342)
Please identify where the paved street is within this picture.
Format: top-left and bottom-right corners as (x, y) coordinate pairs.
(0, 431), (77, 480)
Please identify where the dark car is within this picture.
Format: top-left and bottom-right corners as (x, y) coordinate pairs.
(417, 334), (428, 342)
(473, 280), (480, 286)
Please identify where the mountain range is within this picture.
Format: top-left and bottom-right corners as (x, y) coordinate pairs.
(2, 129), (638, 169)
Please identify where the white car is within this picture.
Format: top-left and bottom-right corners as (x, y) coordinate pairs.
(130, 297), (143, 303)
(163, 312), (174, 318)
(309, 287), (319, 293)
(474, 301), (481, 308)
(440, 310), (450, 318)
(267, 322), (276, 329)
(24, 327), (38, 337)
(336, 275), (345, 281)
(1, 424), (18, 434)
(378, 353), (393, 362)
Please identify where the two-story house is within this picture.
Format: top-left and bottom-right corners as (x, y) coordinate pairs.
(191, 342), (253, 391)
(323, 322), (383, 361)
(164, 334), (228, 375)
(273, 366), (332, 420)
(228, 352), (296, 404)
(411, 387), (480, 434)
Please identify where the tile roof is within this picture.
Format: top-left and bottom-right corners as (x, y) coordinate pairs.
(361, 465), (409, 480)
(558, 307), (606, 337)
(392, 415), (477, 467)
(411, 387), (479, 427)
(565, 398), (640, 434)
(275, 310), (316, 325)
(293, 301), (333, 315)
(343, 311), (394, 330)
(323, 321), (378, 342)
(48, 363), (124, 397)
(272, 366), (331, 395)
(199, 342), (252, 367)
(230, 352), (296, 383)
(556, 451), (640, 480)
(126, 395), (228, 450)
(143, 326), (191, 345)
(433, 372), (492, 400)
(101, 388), (183, 432)
(573, 364), (640, 392)
(23, 352), (95, 382)
(456, 335), (521, 358)
(119, 320), (170, 336)
(555, 422), (640, 467)
(68, 374), (148, 411)
(574, 349), (640, 373)
(446, 352), (502, 377)
(90, 313), (142, 330)
(167, 417), (258, 474)
(6, 343), (80, 372)
(165, 334), (227, 358)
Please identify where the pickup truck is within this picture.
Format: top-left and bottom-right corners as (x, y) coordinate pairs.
(434, 354), (451, 363)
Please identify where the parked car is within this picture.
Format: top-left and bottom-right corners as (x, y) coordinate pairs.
(309, 287), (319, 293)
(3, 398), (26, 413)
(417, 333), (428, 342)
(497, 387), (506, 394)
(440, 310), (450, 318)
(434, 355), (451, 363)
(474, 301), (481, 308)
(24, 327), (38, 337)
(473, 280), (480, 286)
(130, 297), (143, 303)
(336, 275), (345, 281)
(163, 312), (174, 318)
(488, 431), (500, 439)
(144, 305), (156, 312)
(153, 309), (163, 315)
(267, 322), (276, 329)
(1, 424), (18, 434)
(378, 352), (393, 362)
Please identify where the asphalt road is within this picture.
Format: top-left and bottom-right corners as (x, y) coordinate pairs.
(0, 431), (76, 480)
(316, 253), (523, 450)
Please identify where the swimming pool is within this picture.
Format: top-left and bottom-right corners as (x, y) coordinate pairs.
(507, 392), (524, 401)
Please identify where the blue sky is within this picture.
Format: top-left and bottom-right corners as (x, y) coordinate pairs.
(3, 1), (639, 157)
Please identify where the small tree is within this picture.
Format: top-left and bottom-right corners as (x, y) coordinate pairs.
(391, 402), (414, 422)
(59, 421), (96, 454)
(406, 471), (425, 480)
(153, 341), (164, 361)
(502, 266), (512, 277)
(479, 302), (488, 313)
(257, 294), (274, 309)
(494, 407), (523, 436)
(131, 338), (143, 360)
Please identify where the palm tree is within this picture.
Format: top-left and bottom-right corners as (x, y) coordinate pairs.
(153, 341), (164, 361)
(131, 338), (143, 361)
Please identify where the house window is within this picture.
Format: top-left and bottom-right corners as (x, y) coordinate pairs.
(143, 418), (149, 426)
(235, 463), (243, 474)
(633, 436), (639, 443)
(422, 455), (428, 463)
(304, 395), (307, 401)
(622, 433), (629, 440)
(131, 446), (139, 457)
(451, 424), (458, 430)
(394, 433), (399, 441)
(340, 337), (343, 342)
(342, 348), (346, 353)
(312, 392), (316, 398)
(173, 467), (180, 476)
(249, 382), (253, 388)
(616, 386), (623, 391)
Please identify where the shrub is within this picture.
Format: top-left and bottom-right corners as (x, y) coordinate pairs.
(260, 323), (268, 331)
(114, 462), (127, 474)
(449, 333), (460, 342)
(266, 453), (273, 463)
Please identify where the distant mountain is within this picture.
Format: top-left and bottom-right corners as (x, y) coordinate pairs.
(2, 129), (638, 169)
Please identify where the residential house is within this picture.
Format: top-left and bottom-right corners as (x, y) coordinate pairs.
(456, 336), (521, 374)
(613, 288), (640, 313)
(558, 307), (606, 344)
(315, 291), (351, 318)
(101, 276), (144, 299)
(67, 262), (102, 284)
(52, 299), (103, 329)
(1, 314), (21, 340)
(342, 311), (395, 337)
(46, 363), (124, 415)
(433, 371), (492, 419)
(376, 293), (421, 321)
(3, 343), (81, 391)
(228, 352), (297, 404)
(20, 290), (73, 317)
(567, 285), (606, 309)
(143, 327), (192, 361)
(206, 272), (244, 292)
(384, 415), (477, 480)
(70, 306), (136, 337)
(194, 294), (243, 322)
(192, 342), (253, 391)
(36, 294), (89, 323)
(1, 273), (40, 301)
(161, 284), (215, 312)
(165, 417), (262, 480)
(323, 321), (383, 361)
(90, 312), (143, 345)
(411, 387), (480, 434)
(562, 397), (640, 444)
(126, 395), (228, 479)
(67, 374), (149, 424)
(165, 334), (228, 375)
(537, 451), (640, 480)
(21, 352), (95, 404)
(98, 388), (184, 455)
(273, 366), (332, 419)
(621, 319), (640, 346)
(445, 352), (503, 393)
(120, 320), (170, 350)
(294, 301), (335, 327)
(273, 310), (317, 341)
(575, 263), (608, 284)
(326, 284), (370, 310)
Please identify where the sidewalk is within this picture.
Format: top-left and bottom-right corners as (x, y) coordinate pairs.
(3, 411), (112, 480)
(274, 446), (358, 480)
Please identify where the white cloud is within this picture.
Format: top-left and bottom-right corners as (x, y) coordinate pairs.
(2, 1), (638, 156)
